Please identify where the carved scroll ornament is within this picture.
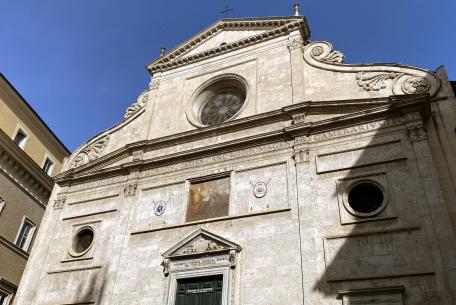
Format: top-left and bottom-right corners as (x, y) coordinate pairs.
(124, 91), (149, 120)
(71, 135), (110, 168)
(303, 41), (440, 96)
(310, 44), (345, 63)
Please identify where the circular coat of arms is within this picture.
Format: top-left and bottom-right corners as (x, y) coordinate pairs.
(253, 182), (267, 198)
(154, 200), (167, 216)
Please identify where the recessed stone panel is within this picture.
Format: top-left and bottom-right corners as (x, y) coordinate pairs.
(323, 227), (433, 281)
(316, 141), (405, 174)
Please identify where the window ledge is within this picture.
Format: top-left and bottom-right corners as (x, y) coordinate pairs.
(0, 235), (29, 259)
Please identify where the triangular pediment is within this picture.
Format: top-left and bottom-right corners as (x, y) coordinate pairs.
(184, 29), (267, 57)
(162, 229), (241, 259)
(146, 16), (309, 73)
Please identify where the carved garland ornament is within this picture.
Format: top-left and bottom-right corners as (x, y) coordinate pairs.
(71, 135), (110, 168)
(303, 41), (440, 96)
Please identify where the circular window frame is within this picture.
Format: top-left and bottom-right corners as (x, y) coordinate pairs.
(342, 179), (388, 217)
(186, 74), (249, 128)
(69, 226), (95, 257)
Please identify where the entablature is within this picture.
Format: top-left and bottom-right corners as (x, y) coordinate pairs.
(56, 94), (430, 186)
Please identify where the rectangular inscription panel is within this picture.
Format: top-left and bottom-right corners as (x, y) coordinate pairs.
(323, 228), (433, 281)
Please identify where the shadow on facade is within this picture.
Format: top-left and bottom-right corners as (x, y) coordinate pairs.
(74, 264), (108, 305)
(304, 103), (453, 305)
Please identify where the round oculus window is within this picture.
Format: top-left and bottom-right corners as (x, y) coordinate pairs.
(186, 75), (248, 127)
(346, 181), (387, 217)
(199, 88), (245, 126)
(72, 227), (94, 255)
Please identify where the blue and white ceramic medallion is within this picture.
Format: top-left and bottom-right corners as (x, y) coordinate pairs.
(154, 200), (166, 216)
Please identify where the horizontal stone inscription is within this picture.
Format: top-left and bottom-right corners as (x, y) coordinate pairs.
(323, 227), (433, 281)
(69, 176), (126, 192)
(296, 117), (405, 144)
(141, 141), (291, 178)
(171, 256), (229, 271)
(316, 141), (405, 173)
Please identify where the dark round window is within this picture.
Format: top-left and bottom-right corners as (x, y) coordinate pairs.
(199, 88), (245, 126)
(73, 228), (94, 254)
(187, 75), (248, 127)
(347, 182), (384, 214)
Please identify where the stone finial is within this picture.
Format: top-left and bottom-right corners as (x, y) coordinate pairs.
(294, 3), (300, 16)
(160, 47), (166, 56)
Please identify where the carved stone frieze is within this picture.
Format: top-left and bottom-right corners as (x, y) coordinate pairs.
(140, 141), (291, 179)
(124, 92), (149, 120)
(295, 117), (405, 144)
(72, 135), (110, 168)
(69, 175), (125, 192)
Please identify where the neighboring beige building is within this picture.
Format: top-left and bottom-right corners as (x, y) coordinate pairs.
(0, 73), (70, 305)
(13, 8), (456, 305)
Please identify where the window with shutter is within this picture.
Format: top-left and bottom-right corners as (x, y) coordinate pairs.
(175, 275), (223, 305)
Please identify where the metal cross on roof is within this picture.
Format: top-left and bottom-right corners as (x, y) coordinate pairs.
(220, 5), (233, 17)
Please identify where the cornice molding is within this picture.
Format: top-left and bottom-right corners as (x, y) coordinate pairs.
(0, 74), (70, 156)
(146, 17), (310, 74)
(56, 94), (430, 184)
(0, 130), (53, 206)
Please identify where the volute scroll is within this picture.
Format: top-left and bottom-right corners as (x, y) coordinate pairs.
(303, 41), (440, 97)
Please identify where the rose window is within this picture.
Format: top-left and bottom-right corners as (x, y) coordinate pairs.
(186, 75), (248, 127)
(199, 89), (245, 125)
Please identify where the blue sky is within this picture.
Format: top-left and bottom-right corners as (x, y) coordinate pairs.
(1, 0), (455, 151)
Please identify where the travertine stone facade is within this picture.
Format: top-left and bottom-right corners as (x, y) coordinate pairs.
(14, 14), (456, 305)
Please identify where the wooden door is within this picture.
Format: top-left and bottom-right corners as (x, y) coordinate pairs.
(175, 275), (223, 305)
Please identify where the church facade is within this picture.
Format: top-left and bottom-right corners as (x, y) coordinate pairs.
(13, 11), (456, 305)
